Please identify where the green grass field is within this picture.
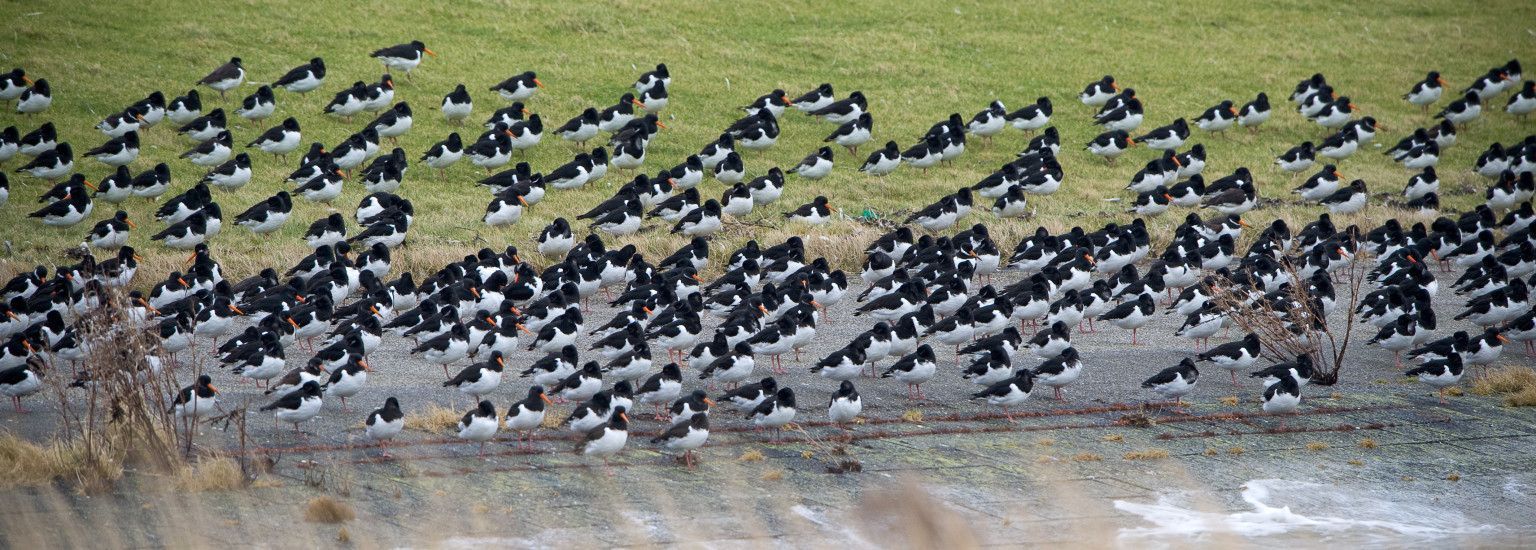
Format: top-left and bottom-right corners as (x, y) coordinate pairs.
(1, 0), (1534, 282)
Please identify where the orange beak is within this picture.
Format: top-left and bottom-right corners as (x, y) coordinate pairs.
(1127, 138), (1138, 147)
(287, 317), (300, 329)
(486, 316), (499, 327)
(208, 385), (219, 394)
(541, 394), (553, 405)
(632, 99), (646, 108)
(1407, 256), (1417, 264)
(295, 294), (307, 303)
(642, 306), (653, 315)
(186, 253), (196, 265)
(1348, 103), (1357, 110)
(469, 287), (481, 298)
(1228, 108), (1237, 116)
(1238, 219), (1251, 228)
(424, 48), (437, 58)
(125, 218), (137, 229)
(1437, 77), (1446, 86)
(1083, 254), (1096, 265)
(177, 277), (188, 286)
(359, 359), (372, 371)
(1498, 335), (1511, 344)
(533, 78), (544, 89)
(230, 305), (245, 315)
(369, 306), (380, 316)
(1163, 193), (1173, 200)
(517, 195), (528, 207)
(82, 180), (97, 191)
(517, 323), (533, 335)
(21, 76), (32, 85)
(22, 340), (33, 353)
(1110, 83), (1120, 91)
(385, 80), (395, 90)
(656, 121), (668, 129)
(133, 254), (144, 261)
(495, 356), (504, 367)
(619, 412), (630, 423)
(704, 398), (716, 407)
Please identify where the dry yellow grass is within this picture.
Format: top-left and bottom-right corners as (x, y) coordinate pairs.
(1101, 434), (1124, 442)
(1072, 453), (1103, 462)
(1348, 459), (1365, 466)
(761, 469), (785, 481)
(1203, 448), (1219, 457)
(1123, 449), (1169, 461)
(405, 404), (462, 433)
(1446, 473), (1462, 482)
(1036, 438), (1055, 447)
(173, 457), (245, 493)
(737, 449), (765, 462)
(1219, 396), (1240, 406)
(1306, 442), (1330, 452)
(1228, 447), (1246, 455)
(0, 435), (125, 492)
(1358, 438), (1379, 449)
(901, 409), (924, 423)
(304, 496), (356, 524)
(1470, 366), (1536, 407)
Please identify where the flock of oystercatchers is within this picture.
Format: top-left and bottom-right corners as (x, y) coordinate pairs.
(0, 42), (1534, 468)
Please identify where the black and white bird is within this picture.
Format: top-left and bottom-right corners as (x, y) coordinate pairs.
(1237, 92), (1271, 131)
(371, 40), (436, 76)
(1404, 71), (1446, 112)
(421, 132), (464, 177)
(1320, 179), (1368, 215)
(1196, 333), (1261, 385)
(363, 397), (404, 456)
(13, 78), (50, 115)
(168, 374), (220, 423)
(456, 399), (499, 456)
(1086, 130), (1135, 164)
(806, 90), (867, 125)
(1142, 358), (1199, 407)
(1435, 92), (1482, 125)
(246, 117), (301, 159)
(259, 380), (323, 434)
(438, 83), (474, 126)
(971, 370), (1034, 422)
(652, 413), (709, 468)
(1195, 100), (1238, 134)
(85, 210), (135, 249)
(1405, 354), (1464, 403)
(824, 112), (873, 155)
(15, 142), (73, 180)
(235, 85), (276, 126)
(1006, 97), (1053, 133)
(0, 68), (32, 102)
(577, 406), (630, 467)
(747, 387), (797, 438)
(490, 71), (543, 102)
(196, 57), (244, 99)
(788, 146), (834, 180)
(859, 141), (901, 176)
(273, 57), (326, 94)
(84, 131), (139, 167)
(827, 380), (862, 425)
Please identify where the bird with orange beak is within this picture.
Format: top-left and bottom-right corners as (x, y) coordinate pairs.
(371, 40), (436, 78)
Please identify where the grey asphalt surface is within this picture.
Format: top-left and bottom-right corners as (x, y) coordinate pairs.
(4, 263), (1536, 547)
